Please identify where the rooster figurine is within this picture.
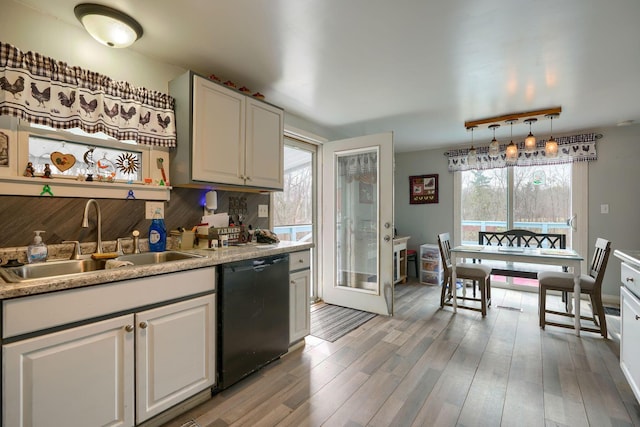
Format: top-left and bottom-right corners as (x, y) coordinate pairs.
(0, 76), (25, 99)
(30, 83), (51, 108)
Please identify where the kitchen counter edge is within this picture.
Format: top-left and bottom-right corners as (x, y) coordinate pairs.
(614, 249), (640, 270)
(0, 241), (313, 300)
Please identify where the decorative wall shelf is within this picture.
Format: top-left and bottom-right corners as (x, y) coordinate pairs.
(0, 176), (171, 201)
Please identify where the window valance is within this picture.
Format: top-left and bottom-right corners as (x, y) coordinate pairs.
(0, 41), (176, 148)
(446, 132), (600, 172)
(338, 152), (378, 183)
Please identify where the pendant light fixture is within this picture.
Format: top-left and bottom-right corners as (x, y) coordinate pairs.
(488, 124), (500, 158)
(545, 113), (559, 158)
(74, 3), (143, 48)
(505, 119), (518, 164)
(524, 118), (537, 153)
(467, 126), (478, 167)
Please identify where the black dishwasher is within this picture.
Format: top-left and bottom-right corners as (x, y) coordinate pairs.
(217, 253), (289, 390)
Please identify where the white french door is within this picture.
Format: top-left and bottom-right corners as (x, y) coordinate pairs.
(321, 132), (394, 315)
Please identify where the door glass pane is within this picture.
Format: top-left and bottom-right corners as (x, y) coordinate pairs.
(273, 143), (315, 298)
(273, 145), (313, 241)
(461, 164), (573, 289)
(461, 168), (507, 244)
(336, 149), (378, 292)
(513, 164), (572, 245)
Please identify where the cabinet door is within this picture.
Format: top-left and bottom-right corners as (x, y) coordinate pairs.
(136, 294), (216, 423)
(3, 315), (135, 427)
(245, 98), (284, 189)
(621, 287), (640, 403)
(290, 269), (311, 344)
(192, 76), (245, 185)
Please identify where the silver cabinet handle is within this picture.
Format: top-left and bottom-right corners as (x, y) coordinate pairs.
(384, 235), (391, 242)
(139, 321), (148, 329)
(124, 325), (134, 333)
(635, 315), (640, 320)
(626, 277), (635, 283)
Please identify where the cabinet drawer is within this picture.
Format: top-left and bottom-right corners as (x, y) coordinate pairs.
(622, 262), (640, 299)
(3, 267), (216, 339)
(290, 250), (310, 272)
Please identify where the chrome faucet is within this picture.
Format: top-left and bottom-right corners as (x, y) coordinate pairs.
(82, 199), (103, 254)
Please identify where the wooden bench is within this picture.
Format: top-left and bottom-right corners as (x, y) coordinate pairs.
(477, 229), (567, 279)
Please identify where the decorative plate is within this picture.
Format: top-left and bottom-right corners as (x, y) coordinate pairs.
(50, 151), (76, 172)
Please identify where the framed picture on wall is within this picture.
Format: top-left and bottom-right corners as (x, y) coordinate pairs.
(409, 174), (438, 204)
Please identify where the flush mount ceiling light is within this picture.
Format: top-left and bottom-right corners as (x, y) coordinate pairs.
(74, 3), (143, 48)
(505, 119), (518, 164)
(524, 118), (537, 153)
(467, 126), (477, 167)
(545, 113), (560, 158)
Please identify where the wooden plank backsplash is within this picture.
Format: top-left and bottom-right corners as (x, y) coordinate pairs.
(0, 188), (270, 247)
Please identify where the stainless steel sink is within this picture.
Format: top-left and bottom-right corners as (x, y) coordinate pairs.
(0, 258), (107, 282)
(0, 251), (202, 283)
(116, 251), (202, 265)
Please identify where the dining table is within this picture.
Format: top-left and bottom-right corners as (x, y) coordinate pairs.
(450, 244), (584, 335)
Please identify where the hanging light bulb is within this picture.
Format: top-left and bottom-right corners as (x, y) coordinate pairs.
(545, 113), (559, 158)
(524, 118), (537, 153)
(505, 119), (518, 164)
(467, 126), (477, 167)
(488, 124), (500, 158)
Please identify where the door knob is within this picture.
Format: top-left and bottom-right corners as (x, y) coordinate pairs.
(124, 325), (134, 333)
(139, 321), (148, 329)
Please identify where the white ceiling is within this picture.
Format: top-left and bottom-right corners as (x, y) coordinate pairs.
(12, 0), (640, 152)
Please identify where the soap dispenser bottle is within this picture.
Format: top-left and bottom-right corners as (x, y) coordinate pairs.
(27, 230), (48, 263)
(148, 209), (167, 252)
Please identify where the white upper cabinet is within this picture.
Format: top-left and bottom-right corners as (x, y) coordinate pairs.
(170, 72), (284, 190)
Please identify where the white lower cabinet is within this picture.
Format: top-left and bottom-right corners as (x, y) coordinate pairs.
(4, 314), (136, 427)
(2, 267), (216, 427)
(136, 294), (216, 423)
(289, 250), (311, 344)
(290, 269), (310, 344)
(621, 286), (640, 403)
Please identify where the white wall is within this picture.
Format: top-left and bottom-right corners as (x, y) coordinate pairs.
(395, 125), (640, 301)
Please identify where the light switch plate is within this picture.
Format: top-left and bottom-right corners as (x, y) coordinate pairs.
(146, 201), (164, 219)
(258, 204), (268, 218)
(600, 204), (609, 214)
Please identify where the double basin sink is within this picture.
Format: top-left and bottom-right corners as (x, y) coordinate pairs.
(0, 251), (202, 283)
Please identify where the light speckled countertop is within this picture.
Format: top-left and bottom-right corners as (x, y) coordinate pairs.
(0, 241), (313, 300)
(614, 249), (640, 269)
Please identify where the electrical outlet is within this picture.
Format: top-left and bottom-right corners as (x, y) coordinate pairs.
(146, 201), (164, 219)
(258, 204), (268, 218)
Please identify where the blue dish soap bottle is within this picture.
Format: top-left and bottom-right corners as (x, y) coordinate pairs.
(148, 209), (167, 252)
(27, 230), (48, 263)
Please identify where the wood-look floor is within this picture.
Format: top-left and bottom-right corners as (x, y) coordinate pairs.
(163, 279), (640, 427)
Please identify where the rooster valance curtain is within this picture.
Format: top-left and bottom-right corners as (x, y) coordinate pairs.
(446, 132), (600, 172)
(0, 42), (176, 148)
